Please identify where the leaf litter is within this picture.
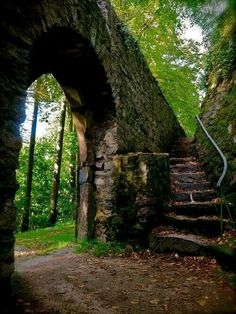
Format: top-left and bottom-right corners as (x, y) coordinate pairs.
(12, 248), (236, 313)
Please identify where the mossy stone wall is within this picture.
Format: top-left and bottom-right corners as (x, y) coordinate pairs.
(105, 153), (170, 246)
(195, 3), (236, 207)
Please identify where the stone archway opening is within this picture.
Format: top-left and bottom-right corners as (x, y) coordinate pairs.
(16, 73), (79, 232)
(28, 26), (117, 239)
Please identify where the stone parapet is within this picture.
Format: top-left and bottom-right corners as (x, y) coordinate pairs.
(95, 152), (170, 245)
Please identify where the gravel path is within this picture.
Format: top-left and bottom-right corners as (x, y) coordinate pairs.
(13, 249), (236, 313)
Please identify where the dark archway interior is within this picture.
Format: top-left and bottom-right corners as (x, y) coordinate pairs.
(29, 27), (115, 122)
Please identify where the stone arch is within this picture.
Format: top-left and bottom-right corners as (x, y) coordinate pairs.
(0, 0), (184, 300)
(29, 26), (116, 160)
(28, 26), (118, 240)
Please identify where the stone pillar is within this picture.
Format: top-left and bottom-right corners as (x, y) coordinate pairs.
(94, 122), (118, 239)
(107, 153), (170, 245)
(77, 166), (96, 239)
(0, 92), (25, 309)
(0, 96), (23, 303)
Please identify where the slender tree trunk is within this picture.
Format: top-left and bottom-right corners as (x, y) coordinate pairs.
(49, 98), (66, 225)
(75, 148), (80, 239)
(21, 87), (38, 232)
(69, 112), (76, 204)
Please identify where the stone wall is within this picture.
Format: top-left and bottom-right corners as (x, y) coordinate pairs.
(195, 2), (236, 207)
(0, 0), (183, 299)
(108, 153), (170, 246)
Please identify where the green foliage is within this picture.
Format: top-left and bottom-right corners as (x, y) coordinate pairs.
(206, 3), (236, 82)
(111, 0), (205, 135)
(35, 74), (63, 103)
(15, 222), (75, 255)
(76, 238), (125, 257)
(195, 2), (236, 198)
(16, 77), (78, 231)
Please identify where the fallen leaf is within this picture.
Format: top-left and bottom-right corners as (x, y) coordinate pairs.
(163, 304), (168, 311)
(150, 298), (160, 305)
(196, 299), (206, 306)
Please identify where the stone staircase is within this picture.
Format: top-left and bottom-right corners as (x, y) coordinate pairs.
(150, 137), (229, 256)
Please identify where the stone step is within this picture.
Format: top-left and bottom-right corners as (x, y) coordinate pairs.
(171, 144), (194, 152)
(149, 230), (206, 255)
(172, 182), (212, 192)
(170, 163), (203, 173)
(168, 201), (220, 216)
(162, 213), (226, 236)
(172, 190), (218, 202)
(170, 157), (196, 165)
(174, 137), (194, 143)
(149, 229), (236, 271)
(171, 141), (194, 151)
(171, 173), (207, 184)
(170, 150), (193, 158)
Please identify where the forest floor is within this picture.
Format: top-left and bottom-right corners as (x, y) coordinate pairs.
(12, 247), (236, 314)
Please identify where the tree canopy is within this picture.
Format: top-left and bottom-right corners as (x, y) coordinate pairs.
(111, 0), (229, 135)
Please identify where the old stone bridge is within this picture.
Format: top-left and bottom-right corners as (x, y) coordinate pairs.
(0, 0), (235, 305)
(0, 0), (184, 298)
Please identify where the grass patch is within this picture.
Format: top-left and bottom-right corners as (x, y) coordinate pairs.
(15, 222), (125, 258)
(76, 238), (125, 257)
(15, 221), (75, 257)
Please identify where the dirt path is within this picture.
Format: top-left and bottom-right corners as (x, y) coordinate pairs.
(13, 248), (236, 314)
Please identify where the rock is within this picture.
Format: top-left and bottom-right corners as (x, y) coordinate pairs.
(230, 173), (236, 189)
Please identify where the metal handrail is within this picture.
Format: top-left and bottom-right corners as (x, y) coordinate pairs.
(195, 115), (227, 188)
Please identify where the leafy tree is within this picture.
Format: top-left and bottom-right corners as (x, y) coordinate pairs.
(16, 74), (78, 231)
(111, 0), (207, 135)
(21, 83), (39, 232)
(49, 98), (67, 225)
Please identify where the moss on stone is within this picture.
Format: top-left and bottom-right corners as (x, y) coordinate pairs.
(195, 3), (236, 208)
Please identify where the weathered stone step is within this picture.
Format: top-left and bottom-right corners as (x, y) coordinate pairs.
(171, 173), (207, 184)
(170, 157), (196, 165)
(168, 202), (220, 216)
(171, 140), (194, 150)
(170, 163), (203, 173)
(170, 150), (193, 158)
(149, 229), (236, 272)
(172, 190), (217, 202)
(172, 182), (212, 192)
(162, 213), (226, 236)
(173, 137), (194, 144)
(149, 231), (206, 255)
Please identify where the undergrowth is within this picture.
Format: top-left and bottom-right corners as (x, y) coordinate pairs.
(75, 238), (125, 257)
(15, 222), (125, 258)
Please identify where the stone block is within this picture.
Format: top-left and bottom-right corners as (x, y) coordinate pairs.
(0, 205), (17, 230)
(106, 152), (170, 243)
(0, 262), (14, 279)
(79, 166), (92, 184)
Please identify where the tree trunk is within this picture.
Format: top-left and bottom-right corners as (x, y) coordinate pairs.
(21, 87), (38, 232)
(75, 149), (80, 239)
(49, 98), (66, 225)
(69, 111), (77, 204)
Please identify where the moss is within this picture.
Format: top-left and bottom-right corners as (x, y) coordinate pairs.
(107, 153), (170, 243)
(194, 6), (236, 196)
